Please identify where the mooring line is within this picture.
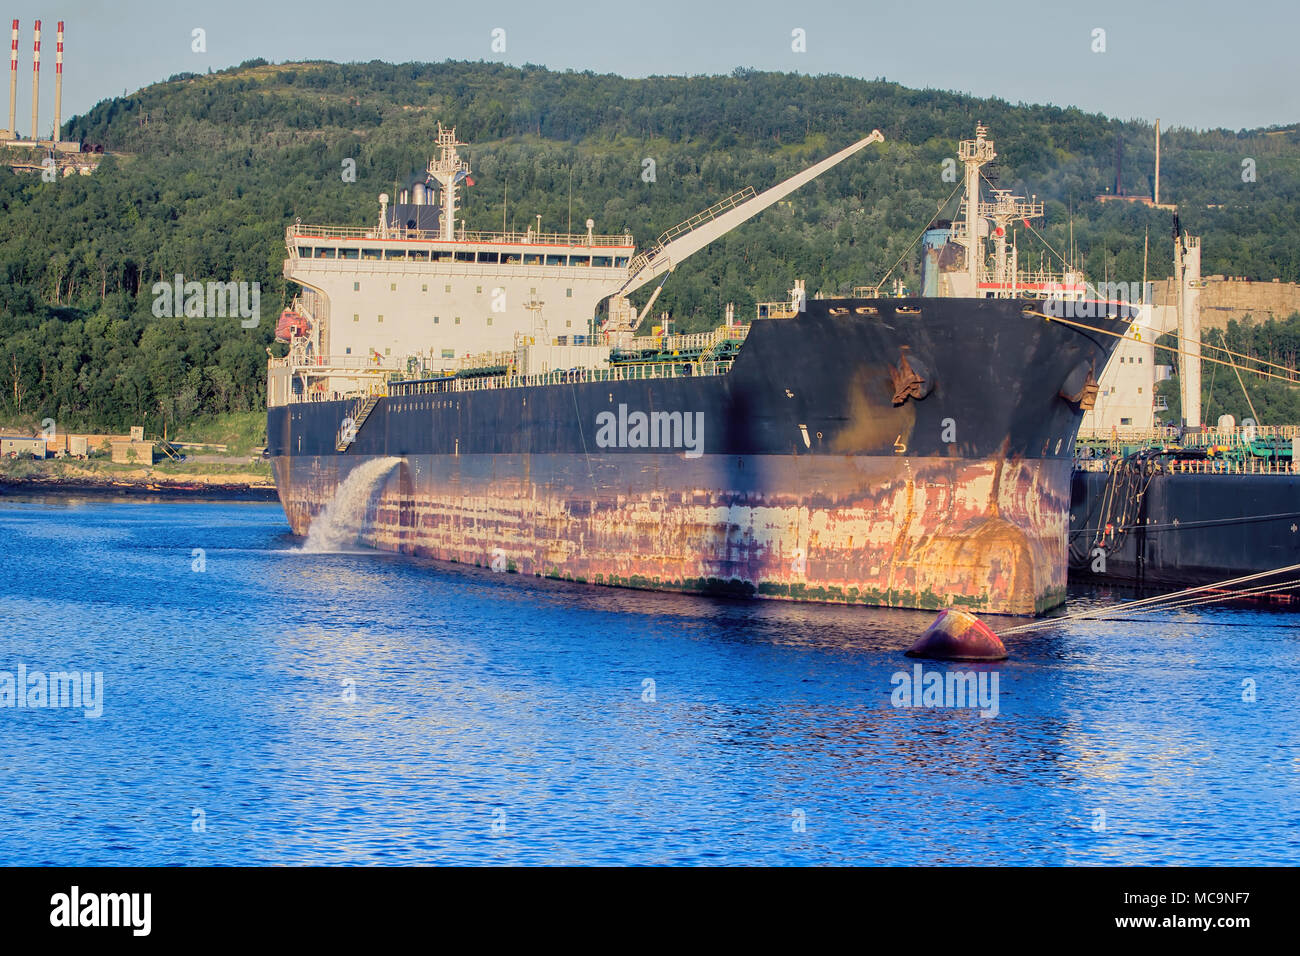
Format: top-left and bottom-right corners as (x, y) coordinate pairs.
(997, 561), (1300, 636)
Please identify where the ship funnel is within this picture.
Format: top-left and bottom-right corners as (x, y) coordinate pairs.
(30, 19), (39, 142)
(7, 20), (16, 139)
(53, 21), (62, 141)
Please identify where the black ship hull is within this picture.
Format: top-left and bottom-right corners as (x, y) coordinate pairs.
(268, 297), (1127, 614)
(1070, 470), (1300, 589)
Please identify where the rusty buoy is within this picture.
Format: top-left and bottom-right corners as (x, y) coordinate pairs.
(906, 608), (1007, 661)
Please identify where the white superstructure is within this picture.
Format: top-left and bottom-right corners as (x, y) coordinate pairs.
(272, 124), (885, 406)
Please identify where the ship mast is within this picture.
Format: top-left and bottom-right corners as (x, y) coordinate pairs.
(958, 124), (996, 294)
(427, 123), (469, 241)
(954, 124), (1046, 297)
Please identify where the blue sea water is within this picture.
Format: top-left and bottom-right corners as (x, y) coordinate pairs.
(0, 496), (1296, 866)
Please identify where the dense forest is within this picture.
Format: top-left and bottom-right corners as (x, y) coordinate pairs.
(2, 58), (1299, 434)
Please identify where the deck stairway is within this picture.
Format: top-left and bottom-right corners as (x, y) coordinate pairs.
(336, 392), (382, 452)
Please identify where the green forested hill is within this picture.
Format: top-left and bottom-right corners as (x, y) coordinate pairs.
(2, 59), (1299, 433)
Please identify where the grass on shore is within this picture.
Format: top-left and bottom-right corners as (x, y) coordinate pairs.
(169, 412), (267, 456)
(0, 411), (266, 457)
(0, 456), (273, 482)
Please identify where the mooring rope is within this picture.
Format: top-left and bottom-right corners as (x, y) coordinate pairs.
(996, 561), (1300, 636)
(1106, 576), (1300, 616)
(1023, 310), (1300, 386)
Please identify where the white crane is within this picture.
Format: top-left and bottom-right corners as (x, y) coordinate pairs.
(602, 130), (885, 332)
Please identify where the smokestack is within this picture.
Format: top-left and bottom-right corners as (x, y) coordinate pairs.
(8, 20), (16, 139)
(30, 19), (39, 143)
(1154, 119), (1161, 206)
(53, 21), (62, 141)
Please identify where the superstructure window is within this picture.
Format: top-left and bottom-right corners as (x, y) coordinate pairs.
(570, 255), (590, 267)
(487, 317), (493, 326)
(455, 317), (461, 325)
(385, 249), (407, 261)
(410, 250), (429, 261)
(477, 253), (500, 264)
(546, 254), (566, 266)
(503, 253), (522, 264)
(476, 286), (483, 293)
(316, 247), (336, 259)
(422, 284), (428, 292)
(390, 283), (397, 291)
(592, 256), (612, 267)
(353, 313), (359, 322)
(353, 282), (360, 291)
(566, 288), (572, 297)
(378, 315), (384, 323)
(434, 316), (440, 324)
(362, 249), (381, 260)
(340, 248), (359, 260)
(455, 252), (475, 263)
(429, 251), (450, 262)
(442, 349), (454, 359)
(524, 254), (542, 265)
(614, 257), (629, 268)
(445, 284), (452, 293)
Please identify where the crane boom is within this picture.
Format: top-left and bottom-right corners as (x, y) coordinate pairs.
(616, 129), (884, 298)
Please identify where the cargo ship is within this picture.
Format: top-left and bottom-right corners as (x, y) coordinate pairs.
(267, 123), (1129, 614)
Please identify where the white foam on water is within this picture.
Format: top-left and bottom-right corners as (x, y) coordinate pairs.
(299, 457), (402, 553)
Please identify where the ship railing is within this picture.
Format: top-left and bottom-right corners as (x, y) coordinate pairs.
(285, 355), (405, 372)
(626, 325), (751, 354)
(622, 188), (759, 279)
(654, 187), (756, 248)
(287, 223), (633, 248)
(1075, 456), (1297, 475)
(458, 350), (516, 371)
(386, 360), (736, 398)
(755, 301), (799, 320)
(1077, 424), (1298, 445)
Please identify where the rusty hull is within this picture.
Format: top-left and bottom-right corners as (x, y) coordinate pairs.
(274, 451), (1071, 614)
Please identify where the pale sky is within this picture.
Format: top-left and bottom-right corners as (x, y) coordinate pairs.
(5, 0), (1296, 136)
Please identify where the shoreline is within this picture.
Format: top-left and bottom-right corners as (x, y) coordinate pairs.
(0, 474), (279, 502)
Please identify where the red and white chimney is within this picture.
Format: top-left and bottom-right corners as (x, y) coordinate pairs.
(53, 21), (62, 141)
(7, 20), (17, 139)
(30, 19), (39, 142)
